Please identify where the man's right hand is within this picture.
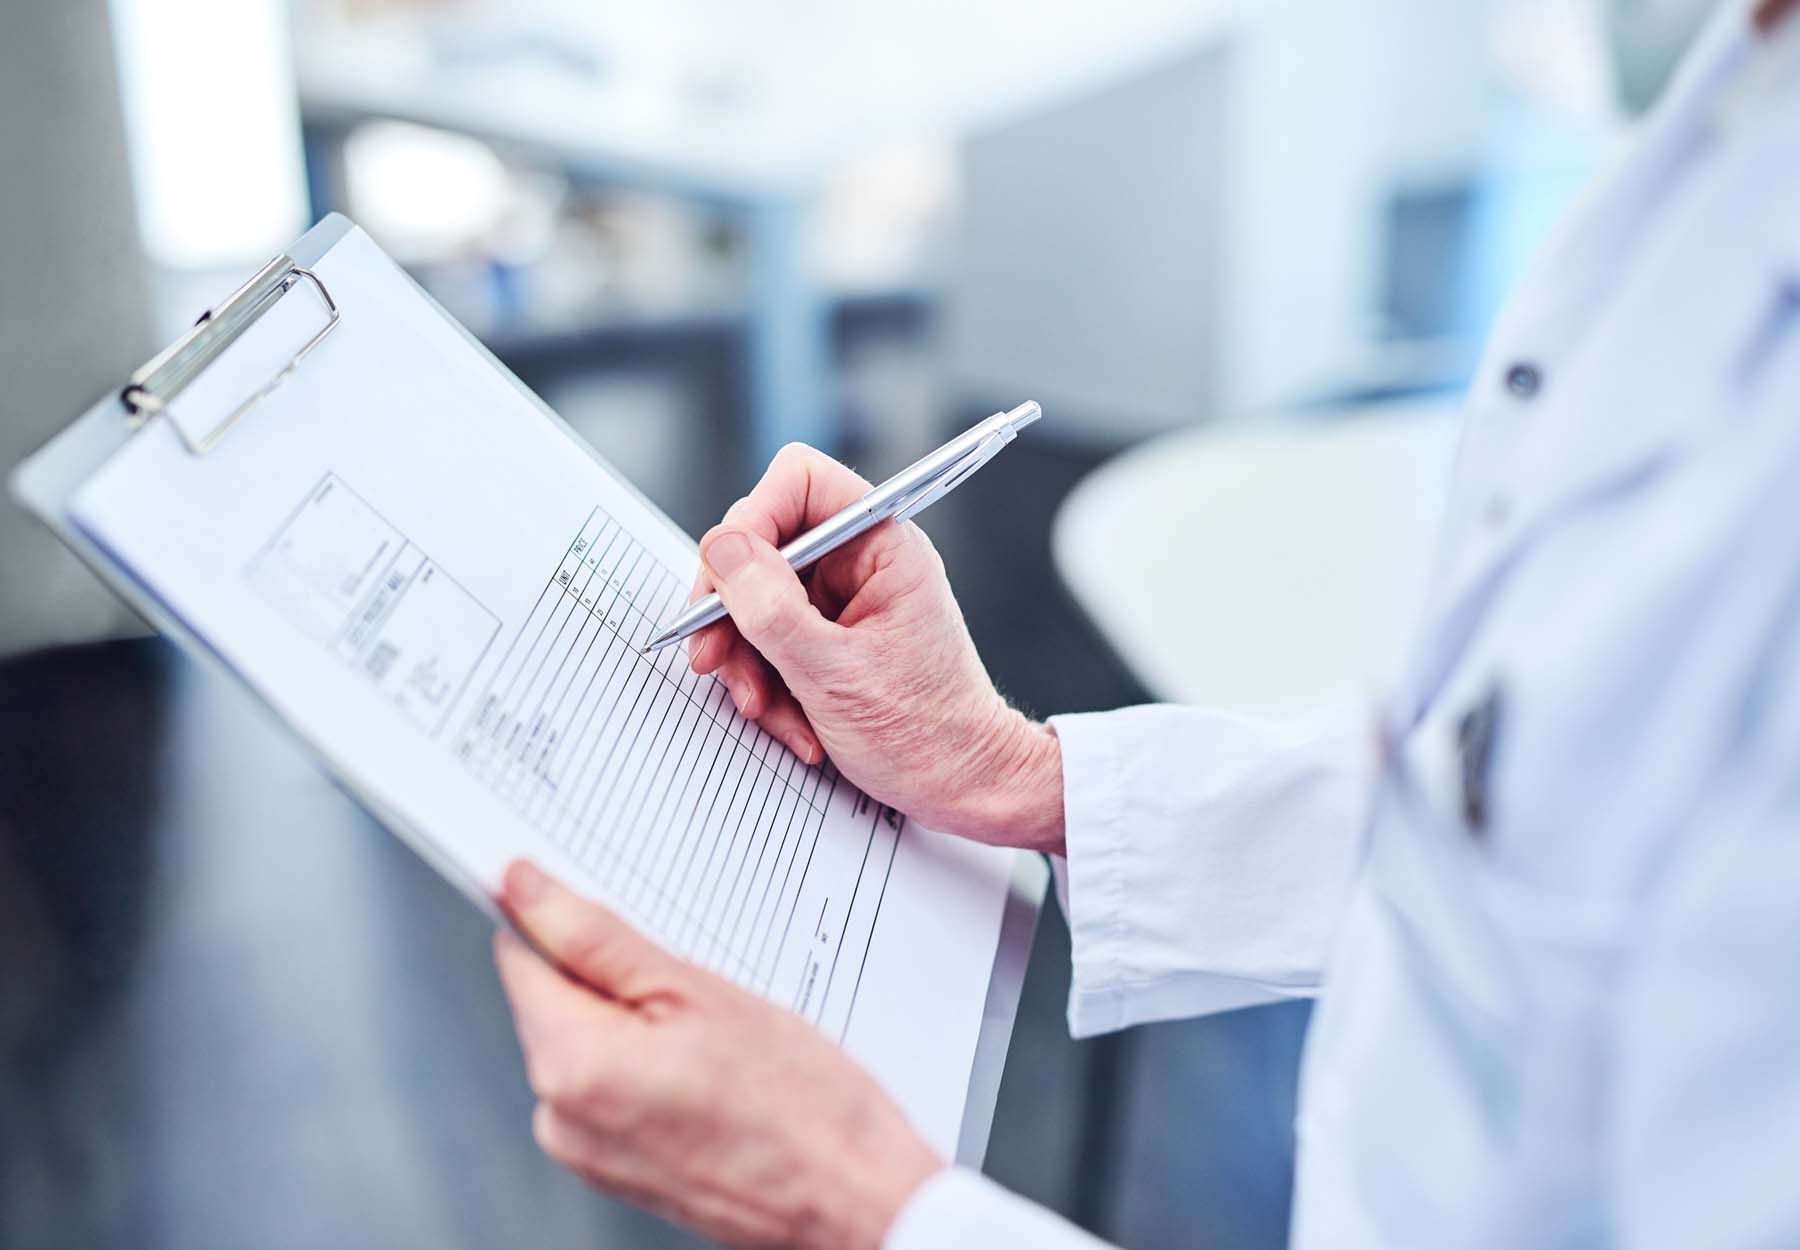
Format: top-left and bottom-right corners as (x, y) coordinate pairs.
(685, 443), (1064, 855)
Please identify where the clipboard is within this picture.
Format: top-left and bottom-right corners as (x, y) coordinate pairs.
(10, 212), (1046, 1168)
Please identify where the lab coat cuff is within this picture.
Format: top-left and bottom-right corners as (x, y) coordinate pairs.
(884, 1167), (1113, 1250)
(1049, 710), (1135, 1034)
(1051, 709), (1353, 1044)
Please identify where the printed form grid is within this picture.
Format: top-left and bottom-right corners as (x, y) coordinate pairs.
(452, 508), (853, 999)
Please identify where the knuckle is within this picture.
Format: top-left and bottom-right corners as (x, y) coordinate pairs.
(559, 926), (617, 982)
(718, 496), (758, 527)
(774, 440), (819, 468)
(530, 1040), (614, 1113)
(531, 1101), (564, 1157)
(525, 1045), (576, 1105)
(587, 1076), (642, 1133)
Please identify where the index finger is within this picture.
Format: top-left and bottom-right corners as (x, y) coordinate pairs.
(494, 932), (620, 1052)
(500, 861), (683, 1006)
(726, 442), (876, 546)
(494, 930), (632, 1104)
(686, 443), (877, 670)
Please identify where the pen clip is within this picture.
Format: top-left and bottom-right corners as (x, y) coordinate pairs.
(891, 431), (1005, 524)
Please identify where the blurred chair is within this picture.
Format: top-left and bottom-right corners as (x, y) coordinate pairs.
(1039, 397), (1458, 1249)
(1054, 396), (1461, 712)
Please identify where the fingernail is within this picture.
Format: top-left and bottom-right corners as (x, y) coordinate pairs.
(727, 677), (751, 713)
(507, 860), (550, 905)
(703, 531), (754, 579)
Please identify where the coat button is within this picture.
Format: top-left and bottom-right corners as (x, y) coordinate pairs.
(1504, 361), (1542, 399)
(1456, 683), (1504, 835)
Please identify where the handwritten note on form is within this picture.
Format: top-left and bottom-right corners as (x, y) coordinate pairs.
(68, 227), (1018, 1155)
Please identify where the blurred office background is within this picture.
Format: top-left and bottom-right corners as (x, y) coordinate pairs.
(0, 0), (1635, 1247)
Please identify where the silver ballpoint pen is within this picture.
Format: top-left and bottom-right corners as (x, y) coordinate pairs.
(642, 400), (1043, 654)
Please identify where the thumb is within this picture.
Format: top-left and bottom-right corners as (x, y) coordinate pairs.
(700, 527), (838, 680)
(501, 860), (677, 1003)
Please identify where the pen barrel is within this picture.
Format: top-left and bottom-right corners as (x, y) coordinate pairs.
(673, 595), (730, 636)
(777, 500), (883, 569)
(774, 422), (995, 570)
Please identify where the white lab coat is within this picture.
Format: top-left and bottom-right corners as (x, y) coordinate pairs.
(887, 5), (1800, 1247)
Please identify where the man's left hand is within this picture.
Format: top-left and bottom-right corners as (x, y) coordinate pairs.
(493, 859), (942, 1250)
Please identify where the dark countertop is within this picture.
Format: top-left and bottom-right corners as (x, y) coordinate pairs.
(0, 639), (713, 1249)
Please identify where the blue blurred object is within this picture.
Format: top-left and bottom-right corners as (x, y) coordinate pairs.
(432, 29), (607, 82)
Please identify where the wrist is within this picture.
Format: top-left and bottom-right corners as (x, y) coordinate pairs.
(954, 708), (1065, 854)
(797, 1113), (942, 1250)
(819, 1155), (941, 1250)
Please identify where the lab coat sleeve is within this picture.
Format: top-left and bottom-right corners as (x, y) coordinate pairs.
(1047, 702), (1375, 1037)
(883, 1167), (1116, 1250)
(1614, 676), (1800, 1248)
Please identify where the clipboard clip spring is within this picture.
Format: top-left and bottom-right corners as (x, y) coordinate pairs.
(120, 255), (340, 455)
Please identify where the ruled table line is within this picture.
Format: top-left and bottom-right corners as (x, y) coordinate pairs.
(449, 506), (892, 1014)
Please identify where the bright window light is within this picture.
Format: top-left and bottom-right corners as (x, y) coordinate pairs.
(109, 0), (309, 268)
(341, 121), (512, 262)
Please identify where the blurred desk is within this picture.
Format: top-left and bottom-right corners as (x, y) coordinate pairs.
(1052, 398), (1462, 713)
(299, 40), (843, 465)
(294, 5), (1251, 467)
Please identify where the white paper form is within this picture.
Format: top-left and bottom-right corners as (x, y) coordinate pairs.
(68, 228), (1016, 1155)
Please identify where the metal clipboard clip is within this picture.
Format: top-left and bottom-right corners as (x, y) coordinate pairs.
(120, 254), (340, 455)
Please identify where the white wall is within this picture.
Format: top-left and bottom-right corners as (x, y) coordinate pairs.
(0, 1), (154, 653)
(947, 43), (1232, 442)
(949, 0), (1609, 438)
(1218, 0), (1613, 412)
(1217, 0), (1494, 411)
